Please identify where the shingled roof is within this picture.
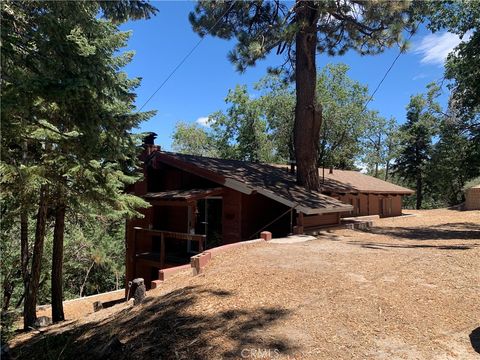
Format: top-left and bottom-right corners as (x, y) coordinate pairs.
(269, 165), (414, 195)
(315, 168), (414, 194)
(148, 152), (353, 215)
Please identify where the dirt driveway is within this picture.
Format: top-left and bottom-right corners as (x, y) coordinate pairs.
(10, 209), (480, 360)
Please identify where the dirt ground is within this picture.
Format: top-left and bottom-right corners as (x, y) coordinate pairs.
(9, 208), (480, 359)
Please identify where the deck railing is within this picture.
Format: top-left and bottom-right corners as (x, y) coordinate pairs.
(133, 227), (206, 268)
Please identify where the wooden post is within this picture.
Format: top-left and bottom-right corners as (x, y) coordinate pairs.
(160, 232), (165, 268)
(132, 227), (141, 280)
(295, 212), (304, 234)
(199, 237), (204, 253)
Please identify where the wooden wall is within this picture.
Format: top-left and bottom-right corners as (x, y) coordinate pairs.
(222, 188), (242, 244)
(332, 193), (404, 218)
(147, 163), (218, 192)
(241, 193), (292, 239)
(302, 212), (340, 229)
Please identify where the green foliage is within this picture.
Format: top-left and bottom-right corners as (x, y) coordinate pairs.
(190, 0), (424, 189)
(428, 102), (471, 205)
(424, 0), (480, 119)
(0, 0), (154, 323)
(316, 64), (371, 169)
(362, 115), (400, 179)
(172, 122), (218, 157)
(393, 84), (441, 208)
(63, 216), (126, 298)
(190, 1), (420, 74)
(254, 74), (295, 162)
(463, 177), (480, 191)
(172, 64), (397, 170)
(209, 85), (275, 162)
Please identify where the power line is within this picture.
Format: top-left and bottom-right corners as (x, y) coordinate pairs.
(138, 1), (237, 112)
(362, 29), (417, 113)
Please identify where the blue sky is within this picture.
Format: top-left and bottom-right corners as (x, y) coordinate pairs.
(120, 2), (465, 150)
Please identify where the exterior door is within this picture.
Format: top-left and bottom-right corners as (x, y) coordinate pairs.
(195, 198), (223, 249)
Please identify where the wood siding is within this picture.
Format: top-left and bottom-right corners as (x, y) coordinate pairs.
(303, 212), (340, 229)
(241, 193), (291, 239)
(222, 188), (242, 244)
(331, 193), (405, 218)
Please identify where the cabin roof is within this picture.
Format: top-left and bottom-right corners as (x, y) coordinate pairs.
(148, 152), (353, 215)
(317, 168), (414, 194)
(271, 165), (414, 194)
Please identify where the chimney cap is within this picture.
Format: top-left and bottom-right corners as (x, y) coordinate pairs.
(143, 132), (157, 145)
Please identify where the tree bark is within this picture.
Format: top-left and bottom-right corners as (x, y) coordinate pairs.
(20, 209), (29, 298)
(24, 185), (48, 329)
(2, 272), (14, 312)
(416, 175), (422, 209)
(294, 1), (321, 191)
(51, 202), (66, 322)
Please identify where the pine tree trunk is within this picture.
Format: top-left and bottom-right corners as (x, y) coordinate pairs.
(20, 141), (30, 308)
(24, 186), (48, 329)
(20, 210), (29, 289)
(2, 272), (14, 311)
(294, 1), (321, 191)
(416, 175), (422, 209)
(384, 161), (390, 181)
(51, 202), (66, 322)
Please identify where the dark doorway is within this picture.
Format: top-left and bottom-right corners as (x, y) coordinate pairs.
(196, 198), (223, 249)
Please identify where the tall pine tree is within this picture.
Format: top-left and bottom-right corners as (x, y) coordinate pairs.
(189, 0), (423, 190)
(1, 0), (156, 327)
(394, 84), (441, 209)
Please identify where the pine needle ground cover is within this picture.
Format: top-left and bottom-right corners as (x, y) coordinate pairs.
(9, 209), (480, 359)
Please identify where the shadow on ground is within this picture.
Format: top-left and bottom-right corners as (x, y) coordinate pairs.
(11, 286), (295, 360)
(349, 241), (478, 251)
(362, 222), (480, 241)
(471, 327), (480, 354)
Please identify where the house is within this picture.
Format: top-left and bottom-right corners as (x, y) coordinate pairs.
(271, 166), (414, 218)
(465, 185), (480, 210)
(125, 136), (352, 288)
(317, 168), (414, 217)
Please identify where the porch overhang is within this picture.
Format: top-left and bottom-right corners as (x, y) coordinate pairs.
(144, 187), (224, 206)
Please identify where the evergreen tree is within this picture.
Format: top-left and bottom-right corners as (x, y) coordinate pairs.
(424, 0), (479, 120)
(190, 0), (422, 190)
(1, 0), (156, 328)
(394, 84), (441, 209)
(429, 114), (470, 206)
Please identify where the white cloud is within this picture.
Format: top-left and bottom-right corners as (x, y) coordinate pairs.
(195, 116), (211, 127)
(414, 32), (470, 67)
(412, 73), (428, 81)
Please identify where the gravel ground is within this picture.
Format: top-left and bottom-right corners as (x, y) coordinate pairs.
(10, 209), (480, 359)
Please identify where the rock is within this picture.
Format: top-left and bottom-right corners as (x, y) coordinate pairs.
(132, 278), (146, 305)
(34, 316), (52, 328)
(93, 301), (103, 312)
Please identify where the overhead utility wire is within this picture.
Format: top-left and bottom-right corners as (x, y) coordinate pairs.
(361, 27), (418, 113)
(138, 1), (237, 112)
